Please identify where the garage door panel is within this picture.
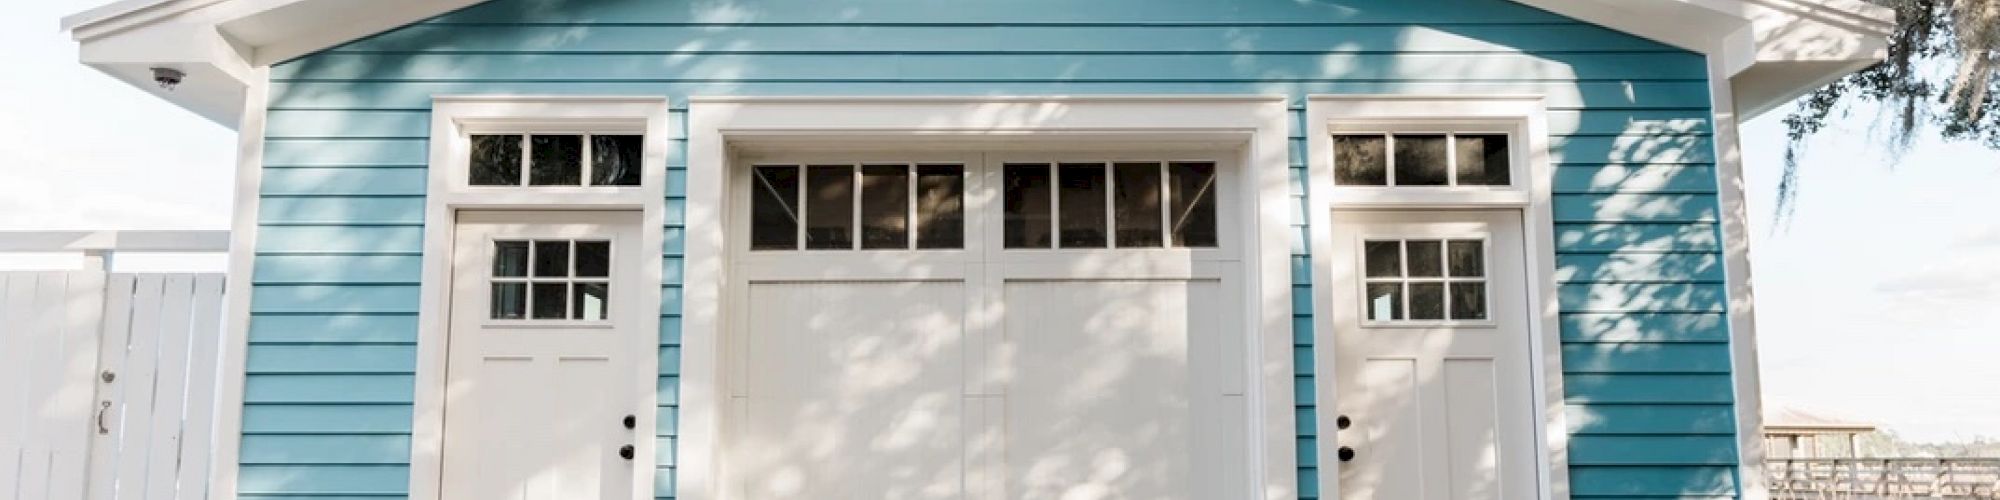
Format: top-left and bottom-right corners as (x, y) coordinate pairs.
(740, 281), (967, 500)
(999, 279), (1238, 500)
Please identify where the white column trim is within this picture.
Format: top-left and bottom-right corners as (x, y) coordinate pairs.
(1709, 56), (1773, 500)
(206, 66), (268, 500)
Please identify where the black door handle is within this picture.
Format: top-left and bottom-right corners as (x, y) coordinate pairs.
(1336, 415), (1352, 430)
(619, 445), (635, 460)
(1337, 446), (1356, 462)
(623, 414), (636, 430)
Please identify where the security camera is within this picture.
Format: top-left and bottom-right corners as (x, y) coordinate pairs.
(151, 67), (185, 90)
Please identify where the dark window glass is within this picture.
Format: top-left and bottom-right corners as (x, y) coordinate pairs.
(532, 283), (568, 319)
(1364, 241), (1402, 278)
(1112, 162), (1164, 247)
(1405, 240), (1443, 277)
(575, 241), (609, 277)
(491, 283), (526, 319)
(1333, 135), (1387, 186)
(1447, 240), (1484, 277)
(1454, 134), (1510, 186)
(1058, 163), (1108, 248)
(859, 165), (910, 249)
(591, 135), (644, 186)
(804, 165), (854, 250)
(470, 134), (522, 186)
(750, 166), (800, 250)
(1365, 283), (1404, 321)
(493, 241), (529, 277)
(533, 240), (569, 277)
(1168, 162), (1219, 247)
(1450, 282), (1487, 320)
(573, 282), (609, 320)
(914, 164), (964, 249)
(1409, 283), (1446, 320)
(1393, 134), (1449, 186)
(529, 135), (583, 186)
(1003, 164), (1053, 248)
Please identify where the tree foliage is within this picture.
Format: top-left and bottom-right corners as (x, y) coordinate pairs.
(1779, 0), (2000, 218)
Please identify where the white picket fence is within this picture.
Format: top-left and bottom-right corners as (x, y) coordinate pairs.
(1, 231), (229, 500)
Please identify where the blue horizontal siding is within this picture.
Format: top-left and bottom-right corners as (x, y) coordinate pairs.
(250, 0), (1739, 498)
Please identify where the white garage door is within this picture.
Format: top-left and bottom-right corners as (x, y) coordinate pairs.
(723, 152), (1254, 500)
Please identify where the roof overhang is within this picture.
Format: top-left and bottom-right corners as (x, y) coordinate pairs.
(63, 0), (1893, 129)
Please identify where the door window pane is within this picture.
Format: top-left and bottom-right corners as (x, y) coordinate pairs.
(1168, 162), (1219, 247)
(1450, 282), (1487, 320)
(529, 135), (583, 186)
(575, 241), (610, 277)
(1364, 241), (1402, 278)
(1366, 283), (1404, 321)
(1405, 240), (1443, 277)
(572, 282), (609, 320)
(750, 166), (800, 250)
(471, 135), (523, 186)
(1447, 240), (1484, 277)
(1059, 163), (1108, 248)
(1113, 162), (1164, 247)
(1409, 283), (1446, 320)
(804, 165), (855, 250)
(859, 165), (910, 249)
(1454, 134), (1510, 186)
(1004, 164), (1053, 248)
(591, 135), (644, 186)
(914, 164), (964, 249)
(533, 241), (570, 277)
(494, 241), (529, 277)
(1393, 135), (1449, 186)
(532, 283), (568, 319)
(1333, 135), (1388, 186)
(491, 283), (526, 319)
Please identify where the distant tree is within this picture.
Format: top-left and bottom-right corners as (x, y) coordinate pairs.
(1778, 0), (1999, 218)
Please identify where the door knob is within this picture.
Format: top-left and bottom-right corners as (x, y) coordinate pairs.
(1336, 415), (1352, 430)
(619, 445), (635, 460)
(623, 414), (636, 430)
(1337, 446), (1357, 462)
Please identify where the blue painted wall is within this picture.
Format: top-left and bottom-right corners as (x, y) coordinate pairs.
(249, 0), (1737, 498)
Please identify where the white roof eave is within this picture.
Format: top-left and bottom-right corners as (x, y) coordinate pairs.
(62, 0), (1893, 129)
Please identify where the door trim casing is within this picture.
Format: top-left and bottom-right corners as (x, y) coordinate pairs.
(412, 96), (673, 500)
(1302, 94), (1569, 499)
(681, 95), (1298, 500)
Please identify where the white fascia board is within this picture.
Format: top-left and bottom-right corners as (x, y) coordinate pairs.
(63, 0), (1891, 125)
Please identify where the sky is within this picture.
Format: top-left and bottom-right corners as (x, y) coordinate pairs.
(5, 0), (1996, 442)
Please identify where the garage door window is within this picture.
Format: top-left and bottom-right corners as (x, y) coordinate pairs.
(750, 163), (966, 251)
(1004, 161), (1217, 249)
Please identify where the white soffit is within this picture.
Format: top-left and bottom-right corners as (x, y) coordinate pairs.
(63, 0), (1892, 128)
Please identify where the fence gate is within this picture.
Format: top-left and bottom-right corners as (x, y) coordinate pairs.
(1, 231), (230, 500)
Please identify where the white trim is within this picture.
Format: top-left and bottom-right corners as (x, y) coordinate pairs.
(410, 95), (672, 500)
(1304, 94), (1570, 500)
(207, 66), (266, 500)
(0, 230), (230, 253)
(1709, 55), (1772, 500)
(681, 95), (1296, 500)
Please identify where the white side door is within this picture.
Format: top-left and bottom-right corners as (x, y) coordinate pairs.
(443, 211), (648, 500)
(1330, 210), (1539, 500)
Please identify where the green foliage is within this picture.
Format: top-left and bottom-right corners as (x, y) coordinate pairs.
(1780, 0), (2000, 218)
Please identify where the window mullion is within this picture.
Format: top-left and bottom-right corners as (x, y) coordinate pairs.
(1157, 162), (1170, 248)
(851, 164), (862, 250)
(520, 133), (533, 186)
(1444, 132), (1458, 186)
(794, 166), (806, 251)
(1103, 162), (1117, 248)
(581, 134), (594, 186)
(1050, 162), (1062, 250)
(1385, 134), (1398, 187)
(907, 163), (918, 250)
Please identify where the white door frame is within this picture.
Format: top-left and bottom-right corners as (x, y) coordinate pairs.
(411, 96), (673, 500)
(681, 96), (1299, 500)
(1302, 95), (1571, 499)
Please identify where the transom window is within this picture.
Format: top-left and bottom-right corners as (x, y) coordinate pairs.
(470, 134), (643, 187)
(1003, 161), (1218, 249)
(1361, 238), (1488, 322)
(749, 163), (966, 251)
(490, 239), (612, 320)
(1333, 133), (1510, 187)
